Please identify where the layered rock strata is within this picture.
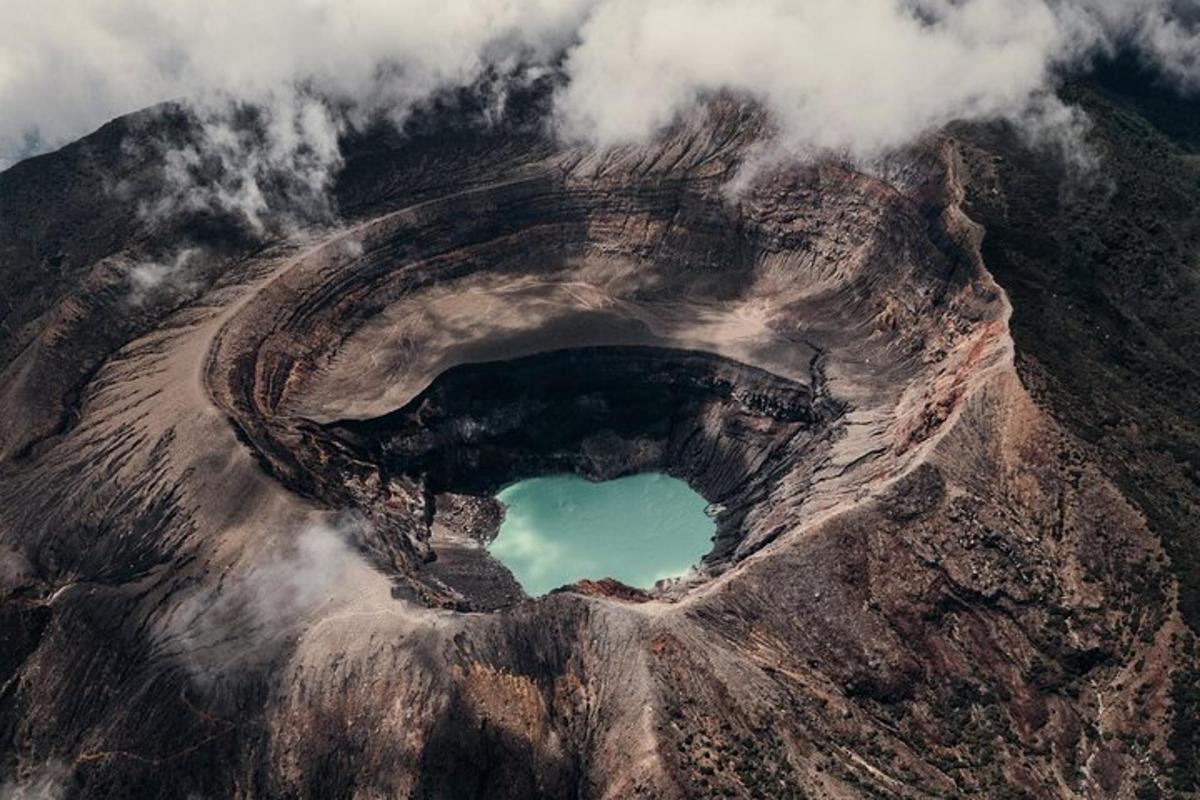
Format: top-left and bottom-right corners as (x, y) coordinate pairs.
(0, 98), (1189, 798)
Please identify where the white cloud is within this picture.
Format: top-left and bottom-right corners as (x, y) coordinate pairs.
(1, 0), (1197, 183)
(156, 518), (368, 680)
(557, 0), (1067, 155)
(1056, 1), (1200, 87)
(0, 0), (594, 166)
(0, 761), (67, 800)
(138, 92), (346, 233)
(126, 247), (202, 303)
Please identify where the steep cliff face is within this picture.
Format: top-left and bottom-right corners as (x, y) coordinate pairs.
(951, 58), (1200, 792)
(0, 81), (1193, 799)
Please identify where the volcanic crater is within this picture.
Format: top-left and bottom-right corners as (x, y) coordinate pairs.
(0, 96), (1189, 798)
(203, 130), (1001, 611)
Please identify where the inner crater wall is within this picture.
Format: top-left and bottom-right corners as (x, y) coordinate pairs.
(323, 345), (843, 604)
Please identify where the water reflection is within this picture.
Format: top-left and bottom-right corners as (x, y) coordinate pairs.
(490, 473), (715, 597)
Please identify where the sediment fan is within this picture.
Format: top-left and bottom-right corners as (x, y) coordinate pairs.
(0, 70), (1197, 799)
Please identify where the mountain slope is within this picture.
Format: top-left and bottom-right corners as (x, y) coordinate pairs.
(0, 70), (1195, 799)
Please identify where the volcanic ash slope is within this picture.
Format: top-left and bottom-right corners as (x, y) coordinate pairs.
(0, 102), (1190, 799)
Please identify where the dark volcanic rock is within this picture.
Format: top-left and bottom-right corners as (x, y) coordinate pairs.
(0, 83), (1193, 799)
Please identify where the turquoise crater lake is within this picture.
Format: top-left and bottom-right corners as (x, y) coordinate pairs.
(489, 473), (716, 597)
